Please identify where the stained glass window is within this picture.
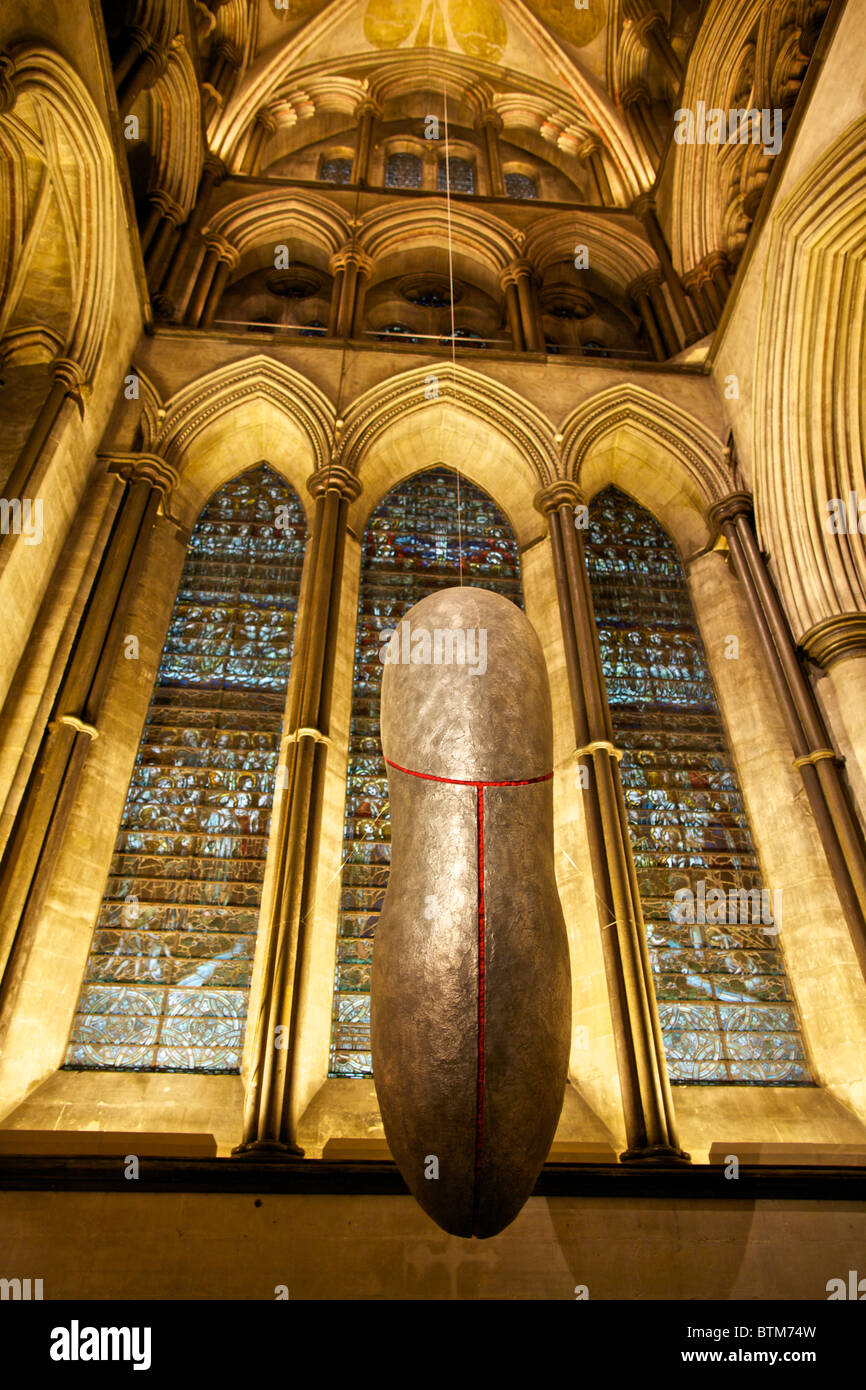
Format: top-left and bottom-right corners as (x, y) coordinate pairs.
(585, 486), (809, 1084)
(505, 171), (538, 200)
(438, 156), (475, 193)
(330, 467), (522, 1077)
(320, 156), (353, 184)
(385, 152), (423, 188)
(64, 465), (307, 1073)
(440, 327), (486, 348)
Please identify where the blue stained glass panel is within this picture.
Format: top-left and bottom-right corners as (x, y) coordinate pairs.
(585, 486), (809, 1085)
(438, 156), (474, 193)
(329, 467), (522, 1077)
(64, 464), (307, 1073)
(385, 153), (423, 188)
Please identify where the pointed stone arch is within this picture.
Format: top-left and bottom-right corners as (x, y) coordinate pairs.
(152, 355), (336, 526)
(0, 44), (118, 382)
(753, 115), (866, 638)
(560, 382), (732, 554)
(335, 362), (558, 545)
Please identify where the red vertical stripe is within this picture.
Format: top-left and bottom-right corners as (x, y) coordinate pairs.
(472, 784), (486, 1237)
(383, 758), (551, 1237)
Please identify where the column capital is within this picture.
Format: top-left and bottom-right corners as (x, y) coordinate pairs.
(253, 105), (279, 134)
(53, 357), (89, 402)
(148, 189), (185, 224)
(628, 268), (664, 298)
(0, 51), (16, 114)
(620, 82), (651, 110)
(355, 97), (382, 120)
(499, 257), (534, 290)
(474, 108), (503, 134)
(707, 490), (754, 534)
(800, 615), (866, 671)
(330, 243), (373, 276)
(683, 250), (729, 291)
(212, 37), (243, 69)
(534, 480), (585, 515)
(203, 153), (227, 184)
(307, 463), (362, 503)
(203, 232), (240, 267)
(102, 451), (179, 494)
(140, 41), (169, 85)
(578, 133), (604, 159)
(631, 192), (656, 221)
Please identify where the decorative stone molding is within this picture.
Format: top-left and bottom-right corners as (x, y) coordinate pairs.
(307, 464), (362, 503)
(562, 384), (731, 504)
(102, 452), (179, 495)
(0, 51), (16, 114)
(335, 363), (558, 486)
(202, 232), (240, 268)
(707, 491), (753, 536)
(534, 480), (584, 514)
(800, 615), (866, 671)
(153, 356), (335, 474)
(330, 243), (374, 277)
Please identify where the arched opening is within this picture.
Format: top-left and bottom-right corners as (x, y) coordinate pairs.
(329, 465), (522, 1078)
(63, 464), (307, 1073)
(585, 486), (809, 1085)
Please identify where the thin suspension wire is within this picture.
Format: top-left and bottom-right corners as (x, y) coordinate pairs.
(442, 80), (464, 584)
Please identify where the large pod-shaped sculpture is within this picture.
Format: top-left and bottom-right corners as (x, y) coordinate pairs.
(371, 587), (571, 1238)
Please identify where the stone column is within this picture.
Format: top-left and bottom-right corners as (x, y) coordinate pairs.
(184, 236), (237, 328)
(475, 110), (505, 197)
(327, 259), (345, 337)
(0, 454), (177, 1007)
(0, 358), (88, 556)
(646, 276), (680, 358)
(352, 100), (380, 185)
(206, 39), (241, 104)
(155, 155), (226, 319)
(536, 481), (688, 1163)
(621, 83), (662, 162)
(501, 275), (524, 351)
(801, 617), (866, 820)
(199, 241), (238, 330)
(502, 260), (541, 353)
(117, 35), (168, 118)
(112, 25), (151, 90)
(143, 192), (184, 292)
(623, 0), (683, 88)
(632, 194), (703, 346)
(235, 463), (361, 1157)
(330, 246), (372, 338)
(683, 252), (731, 329)
(243, 107), (278, 175)
(580, 135), (614, 206)
(709, 494), (866, 978)
(628, 273), (666, 360)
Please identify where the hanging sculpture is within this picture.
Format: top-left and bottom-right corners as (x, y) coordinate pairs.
(371, 587), (571, 1238)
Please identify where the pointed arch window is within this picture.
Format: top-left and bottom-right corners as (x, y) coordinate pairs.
(64, 465), (307, 1073)
(585, 486), (809, 1085)
(329, 466), (522, 1077)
